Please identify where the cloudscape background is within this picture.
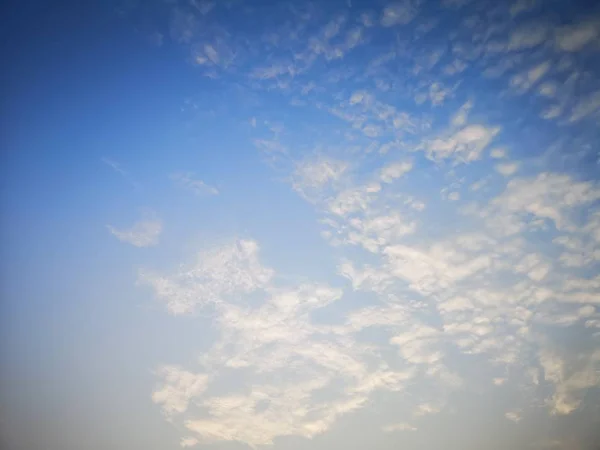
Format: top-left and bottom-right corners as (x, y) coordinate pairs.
(2, 0), (600, 449)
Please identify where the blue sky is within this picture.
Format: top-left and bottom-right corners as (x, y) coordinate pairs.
(2, 1), (600, 449)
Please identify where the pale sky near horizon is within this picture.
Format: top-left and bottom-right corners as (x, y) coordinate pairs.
(2, 1), (600, 449)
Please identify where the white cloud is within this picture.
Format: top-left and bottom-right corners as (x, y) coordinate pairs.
(380, 1), (420, 27)
(176, 276), (414, 447)
(416, 82), (454, 106)
(362, 123), (382, 137)
(541, 105), (563, 120)
(486, 173), (600, 233)
(328, 183), (381, 217)
(383, 422), (417, 432)
(443, 59), (468, 75)
(292, 157), (349, 200)
(251, 63), (295, 80)
(152, 366), (209, 417)
(192, 39), (235, 70)
(139, 239), (274, 315)
(554, 232), (600, 268)
(429, 82), (453, 105)
(510, 0), (537, 17)
(180, 437), (199, 448)
(380, 161), (413, 183)
(490, 147), (507, 159)
(505, 410), (522, 423)
(145, 235), (421, 447)
(414, 402), (443, 416)
(427, 124), (500, 162)
(451, 100), (473, 127)
(107, 213), (162, 247)
(383, 241), (492, 296)
(538, 82), (558, 98)
(510, 61), (550, 93)
(343, 213), (416, 252)
(555, 20), (599, 51)
(183, 380), (371, 446)
(508, 23), (548, 50)
(391, 324), (442, 365)
(169, 10), (198, 44)
(539, 349), (600, 415)
(495, 162), (519, 176)
(341, 304), (409, 332)
(470, 178), (489, 191)
(171, 172), (219, 196)
(338, 260), (395, 292)
(568, 90), (600, 122)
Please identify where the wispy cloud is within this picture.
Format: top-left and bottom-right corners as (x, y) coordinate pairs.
(171, 172), (219, 196)
(107, 212), (162, 247)
(102, 157), (141, 190)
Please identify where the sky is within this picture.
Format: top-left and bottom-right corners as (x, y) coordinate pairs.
(1, 0), (600, 449)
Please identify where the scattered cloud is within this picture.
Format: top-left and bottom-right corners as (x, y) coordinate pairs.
(171, 172), (219, 196)
(568, 90), (600, 122)
(139, 239), (273, 315)
(152, 366), (209, 417)
(380, 161), (413, 183)
(505, 410), (522, 423)
(427, 124), (500, 162)
(485, 173), (600, 233)
(295, 157), (349, 187)
(180, 437), (199, 448)
(539, 349), (600, 415)
(383, 422), (417, 432)
(380, 1), (420, 27)
(510, 61), (550, 93)
(495, 162), (519, 176)
(490, 147), (507, 159)
(555, 19), (600, 51)
(107, 212), (162, 247)
(507, 22), (548, 50)
(135, 2), (600, 448)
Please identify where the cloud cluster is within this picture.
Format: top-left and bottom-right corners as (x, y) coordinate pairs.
(140, 239), (273, 315)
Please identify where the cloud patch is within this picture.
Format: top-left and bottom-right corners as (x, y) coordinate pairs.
(107, 213), (162, 247)
(171, 172), (219, 196)
(380, 1), (420, 27)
